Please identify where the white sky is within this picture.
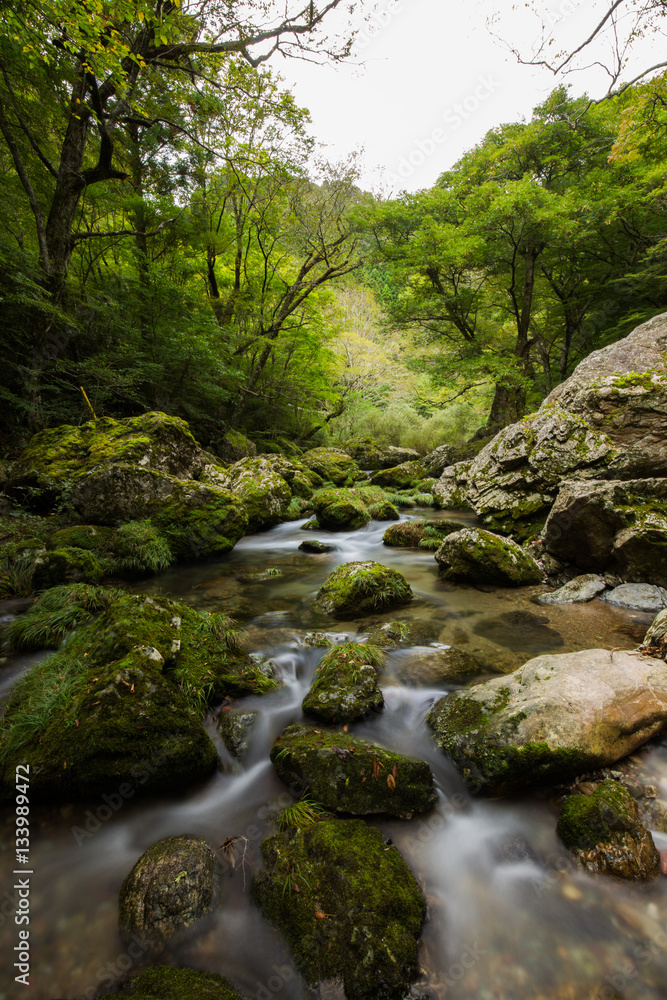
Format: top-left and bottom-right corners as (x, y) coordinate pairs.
(269, 0), (667, 194)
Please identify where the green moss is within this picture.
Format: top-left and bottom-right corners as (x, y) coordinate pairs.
(97, 965), (250, 1000)
(270, 724), (437, 818)
(557, 780), (639, 850)
(314, 561), (413, 618)
(110, 520), (174, 575)
(302, 448), (361, 486)
(2, 583), (122, 652)
(216, 457), (291, 532)
(283, 496), (312, 521)
(312, 488), (371, 531)
(48, 524), (111, 551)
(435, 527), (543, 586)
(302, 642), (384, 723)
(252, 818), (426, 1000)
(369, 462), (427, 491)
(367, 500), (400, 521)
(32, 546), (104, 589)
(152, 482), (247, 559)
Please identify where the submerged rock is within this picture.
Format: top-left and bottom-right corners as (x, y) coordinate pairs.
(604, 583), (667, 613)
(536, 574), (607, 605)
(119, 835), (216, 943)
(302, 642), (384, 723)
(472, 610), (564, 655)
(392, 645), (482, 686)
(97, 965), (250, 1000)
(314, 561), (413, 618)
(299, 539), (338, 554)
(311, 488), (371, 531)
(426, 648), (667, 795)
(252, 818), (426, 1000)
(434, 528), (543, 586)
(270, 724), (437, 818)
(557, 780), (660, 880)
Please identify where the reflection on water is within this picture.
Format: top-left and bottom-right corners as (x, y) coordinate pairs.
(0, 510), (666, 1000)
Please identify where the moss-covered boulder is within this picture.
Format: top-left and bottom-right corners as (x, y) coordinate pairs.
(1, 583), (121, 652)
(383, 518), (468, 549)
(7, 412), (205, 511)
(258, 454), (323, 498)
(202, 457), (291, 533)
(47, 524), (111, 551)
(270, 724), (436, 818)
(0, 593), (276, 801)
(119, 835), (216, 943)
(314, 561), (413, 618)
(71, 464), (247, 558)
(367, 500), (400, 521)
(301, 447), (362, 486)
(378, 446), (422, 468)
(343, 437), (384, 470)
(298, 539), (338, 554)
(98, 965), (250, 1000)
(557, 781), (660, 880)
(302, 643), (384, 723)
(427, 648), (667, 796)
(311, 488), (371, 531)
(369, 461), (426, 491)
(422, 444), (458, 477)
(253, 818), (425, 1000)
(215, 429), (257, 464)
(434, 527), (543, 586)
(31, 546), (104, 588)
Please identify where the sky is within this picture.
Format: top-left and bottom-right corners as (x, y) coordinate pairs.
(268, 0), (666, 194)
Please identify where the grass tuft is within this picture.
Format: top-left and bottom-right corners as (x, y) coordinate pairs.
(3, 584), (123, 652)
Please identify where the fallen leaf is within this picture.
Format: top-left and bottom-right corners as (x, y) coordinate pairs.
(387, 774), (396, 791)
(392, 763), (398, 779)
(372, 757), (380, 781)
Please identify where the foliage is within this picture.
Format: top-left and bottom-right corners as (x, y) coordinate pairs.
(2, 583), (123, 651)
(277, 796), (326, 833)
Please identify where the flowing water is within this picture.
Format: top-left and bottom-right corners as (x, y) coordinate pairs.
(1, 510), (667, 1000)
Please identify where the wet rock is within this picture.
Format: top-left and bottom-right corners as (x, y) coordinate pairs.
(270, 724), (437, 818)
(252, 818), (426, 1000)
(314, 561), (413, 618)
(432, 461), (473, 511)
(426, 648), (667, 796)
(367, 499), (401, 521)
(97, 965), (249, 1000)
(383, 518), (467, 549)
(0, 593), (276, 801)
(207, 457), (292, 532)
(543, 477), (667, 584)
(311, 488), (370, 531)
(119, 835), (216, 943)
(369, 461), (427, 490)
(434, 527), (543, 586)
(536, 574), (607, 605)
(299, 539), (338, 554)
(392, 645), (482, 686)
(604, 583), (667, 613)
(299, 631), (346, 648)
(463, 313), (667, 532)
(218, 711), (258, 760)
(301, 447), (362, 486)
(363, 620), (415, 648)
(302, 642), (384, 723)
(557, 780), (660, 880)
(472, 610), (564, 655)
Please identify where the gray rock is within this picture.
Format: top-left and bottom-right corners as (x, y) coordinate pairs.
(218, 711), (258, 760)
(640, 608), (667, 658)
(206, 456), (292, 532)
(378, 445), (423, 468)
(434, 527), (543, 586)
(392, 645), (482, 685)
(119, 835), (216, 944)
(422, 444), (458, 477)
(302, 643), (384, 723)
(537, 574), (607, 605)
(426, 648), (667, 795)
(604, 583), (667, 613)
(433, 462), (472, 510)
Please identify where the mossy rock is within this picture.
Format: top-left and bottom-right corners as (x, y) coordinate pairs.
(0, 593), (276, 801)
(48, 524), (111, 551)
(314, 561), (413, 619)
(363, 620), (415, 648)
(434, 527), (543, 586)
(31, 546), (104, 589)
(215, 429), (257, 463)
(108, 520), (174, 576)
(301, 447), (362, 487)
(97, 965), (250, 1000)
(208, 457), (292, 532)
(369, 461), (427, 490)
(312, 488), (371, 531)
(252, 818), (426, 1000)
(119, 835), (216, 944)
(218, 711), (258, 760)
(343, 437), (384, 470)
(383, 518), (467, 548)
(7, 411), (204, 511)
(1, 583), (122, 652)
(302, 642), (384, 723)
(257, 454), (323, 498)
(270, 724), (437, 818)
(557, 780), (660, 880)
(298, 539), (338, 554)
(368, 500), (400, 521)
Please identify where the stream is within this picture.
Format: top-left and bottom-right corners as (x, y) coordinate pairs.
(2, 509), (667, 1000)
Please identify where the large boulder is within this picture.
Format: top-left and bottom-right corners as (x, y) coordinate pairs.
(383, 518), (467, 549)
(270, 725), (437, 818)
(542, 478), (667, 584)
(343, 437), (385, 469)
(207, 457), (291, 532)
(7, 412), (206, 510)
(71, 464), (247, 558)
(311, 488), (371, 531)
(604, 583), (667, 613)
(0, 593), (275, 801)
(252, 818), (426, 1000)
(378, 445), (423, 468)
(426, 648), (667, 795)
(314, 561), (413, 618)
(422, 444), (459, 477)
(369, 461), (426, 490)
(302, 642), (384, 723)
(301, 447), (361, 486)
(557, 781), (660, 880)
(463, 313), (667, 530)
(432, 461), (473, 511)
(214, 429), (256, 464)
(256, 454), (323, 498)
(434, 527), (543, 586)
(119, 835), (216, 943)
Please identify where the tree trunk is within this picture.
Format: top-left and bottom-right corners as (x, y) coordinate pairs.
(485, 381), (525, 435)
